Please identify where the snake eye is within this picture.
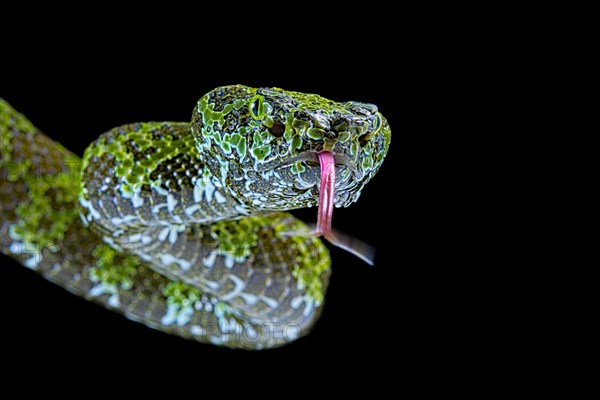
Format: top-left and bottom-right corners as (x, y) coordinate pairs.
(359, 113), (383, 146)
(250, 95), (264, 120)
(373, 113), (382, 134)
(269, 121), (285, 137)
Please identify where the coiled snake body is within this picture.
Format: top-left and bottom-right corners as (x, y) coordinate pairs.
(0, 85), (390, 349)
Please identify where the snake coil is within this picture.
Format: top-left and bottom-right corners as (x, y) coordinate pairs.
(0, 85), (390, 349)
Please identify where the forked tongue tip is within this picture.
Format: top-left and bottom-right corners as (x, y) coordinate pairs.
(316, 151), (376, 266)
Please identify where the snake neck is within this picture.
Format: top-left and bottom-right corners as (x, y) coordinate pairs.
(78, 120), (330, 327)
(79, 122), (250, 236)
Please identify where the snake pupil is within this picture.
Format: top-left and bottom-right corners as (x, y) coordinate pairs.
(269, 121), (285, 137)
(250, 96), (263, 119)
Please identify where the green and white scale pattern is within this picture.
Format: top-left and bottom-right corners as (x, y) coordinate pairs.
(0, 85), (391, 349)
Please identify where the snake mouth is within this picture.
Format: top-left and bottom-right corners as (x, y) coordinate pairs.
(260, 151), (358, 179)
(261, 150), (360, 208)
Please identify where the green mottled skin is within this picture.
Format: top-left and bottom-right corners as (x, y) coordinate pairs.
(0, 85), (391, 349)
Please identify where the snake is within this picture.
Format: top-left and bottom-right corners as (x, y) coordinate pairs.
(0, 85), (391, 350)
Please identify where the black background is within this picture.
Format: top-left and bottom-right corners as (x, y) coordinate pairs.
(1, 28), (455, 382)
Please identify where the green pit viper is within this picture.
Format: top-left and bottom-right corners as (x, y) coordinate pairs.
(0, 85), (391, 349)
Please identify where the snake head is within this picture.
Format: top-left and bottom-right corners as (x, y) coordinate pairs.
(192, 85), (391, 212)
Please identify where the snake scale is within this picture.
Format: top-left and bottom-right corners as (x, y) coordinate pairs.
(0, 85), (391, 349)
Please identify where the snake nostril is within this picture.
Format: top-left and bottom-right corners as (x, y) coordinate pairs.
(269, 121), (285, 137)
(358, 133), (372, 147)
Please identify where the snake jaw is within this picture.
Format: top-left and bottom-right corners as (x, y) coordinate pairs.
(314, 151), (376, 266)
(257, 151), (361, 206)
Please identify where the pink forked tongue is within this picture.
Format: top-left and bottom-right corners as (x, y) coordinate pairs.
(316, 151), (336, 237)
(313, 151), (376, 266)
